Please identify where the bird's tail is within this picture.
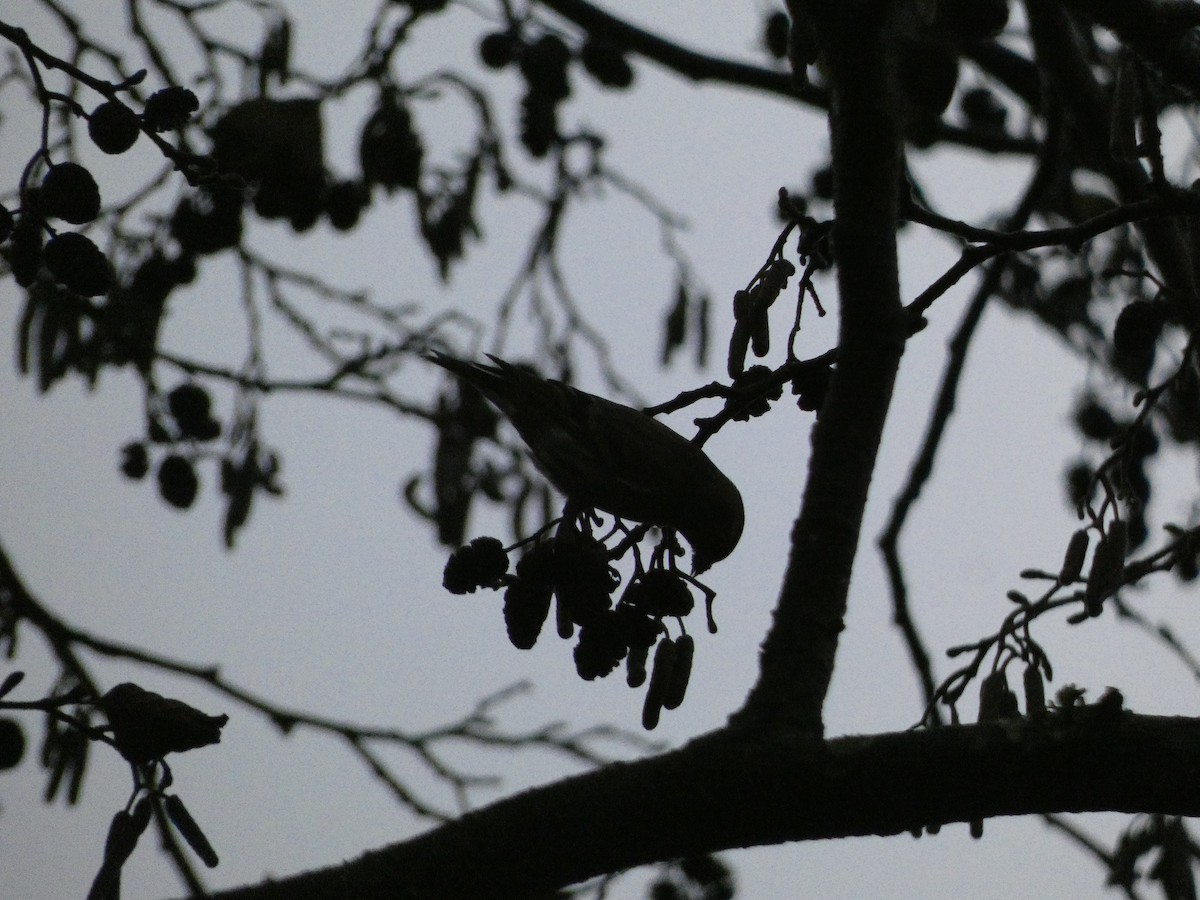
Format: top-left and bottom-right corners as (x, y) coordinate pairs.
(425, 350), (530, 415)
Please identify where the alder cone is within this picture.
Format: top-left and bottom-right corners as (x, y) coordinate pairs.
(762, 11), (789, 60)
(580, 38), (634, 90)
(479, 31), (518, 70)
(44, 232), (111, 297)
(0, 718), (24, 770)
(89, 101), (140, 154)
(41, 163), (101, 224)
(157, 455), (199, 509)
(8, 216), (43, 287)
(504, 579), (552, 649)
(1112, 299), (1166, 385)
(142, 86), (199, 131)
(167, 383), (215, 438)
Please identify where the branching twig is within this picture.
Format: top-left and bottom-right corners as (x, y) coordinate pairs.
(0, 536), (658, 826)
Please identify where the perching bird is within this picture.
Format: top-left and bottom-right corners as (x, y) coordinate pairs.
(427, 351), (744, 574)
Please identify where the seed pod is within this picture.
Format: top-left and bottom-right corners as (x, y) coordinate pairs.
(626, 641), (649, 688)
(555, 595), (575, 640)
(259, 17), (291, 84)
(1023, 665), (1046, 719)
(40, 163), (101, 224)
(695, 294), (710, 368)
(579, 38), (634, 90)
(661, 634), (694, 711)
(0, 718), (19, 773)
(728, 292), (752, 378)
(168, 383), (214, 437)
(1112, 300), (1166, 385)
(324, 179), (368, 231)
(750, 307), (770, 358)
(503, 578), (552, 650)
(158, 455), (199, 510)
(142, 86), (199, 132)
(129, 795), (153, 832)
(553, 529), (615, 626)
(732, 290), (751, 321)
(102, 810), (137, 867)
(1085, 520), (1128, 615)
(763, 10), (790, 59)
(520, 34), (571, 101)
(978, 670), (1016, 722)
(164, 794), (219, 868)
(1073, 399), (1118, 442)
(727, 364), (780, 421)
(760, 258), (794, 300)
(572, 612), (627, 681)
(44, 232), (111, 297)
(679, 854), (733, 893)
(359, 91), (424, 192)
(479, 31), (519, 70)
(662, 282), (688, 366)
(9, 215), (43, 287)
(624, 569), (694, 618)
(614, 603), (663, 651)
(103, 797), (152, 868)
(1096, 686), (1125, 720)
(515, 540), (555, 588)
(641, 637), (677, 730)
(1058, 529), (1090, 584)
(89, 100), (140, 154)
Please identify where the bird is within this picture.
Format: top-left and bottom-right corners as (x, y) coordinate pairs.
(426, 351), (744, 574)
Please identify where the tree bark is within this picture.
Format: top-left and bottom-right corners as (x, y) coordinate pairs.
(731, 0), (907, 733)
(207, 711), (1200, 899)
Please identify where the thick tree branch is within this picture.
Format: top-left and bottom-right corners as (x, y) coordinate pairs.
(534, 0), (1040, 156)
(206, 710), (1200, 899)
(535, 0), (822, 103)
(730, 0), (907, 733)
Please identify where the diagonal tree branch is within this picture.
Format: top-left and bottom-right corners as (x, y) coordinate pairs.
(534, 0), (824, 104)
(534, 0), (1039, 155)
(879, 109), (1064, 721)
(730, 0), (907, 733)
(205, 709), (1200, 899)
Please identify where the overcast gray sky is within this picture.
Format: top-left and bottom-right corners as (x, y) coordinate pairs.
(4, 2), (1200, 897)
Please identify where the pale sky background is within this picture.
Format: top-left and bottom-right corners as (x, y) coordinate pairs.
(3, 2), (1200, 898)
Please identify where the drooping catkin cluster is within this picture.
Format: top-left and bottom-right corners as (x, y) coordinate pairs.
(443, 519), (708, 729)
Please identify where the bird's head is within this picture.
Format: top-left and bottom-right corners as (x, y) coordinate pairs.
(680, 471), (744, 576)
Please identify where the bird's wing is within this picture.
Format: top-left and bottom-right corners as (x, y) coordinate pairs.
(548, 391), (706, 526)
(427, 351), (713, 528)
